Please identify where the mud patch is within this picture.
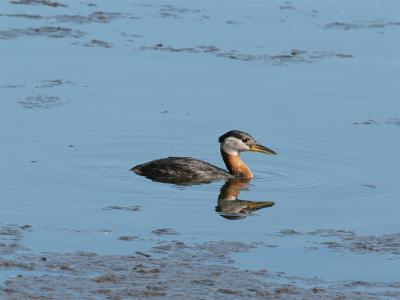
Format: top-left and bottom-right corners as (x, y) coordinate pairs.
(0, 26), (85, 40)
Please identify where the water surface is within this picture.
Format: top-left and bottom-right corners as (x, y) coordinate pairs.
(1, 0), (399, 292)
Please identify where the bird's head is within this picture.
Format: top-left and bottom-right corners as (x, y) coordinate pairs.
(218, 130), (277, 156)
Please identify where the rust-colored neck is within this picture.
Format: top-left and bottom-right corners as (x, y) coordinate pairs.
(221, 150), (253, 178)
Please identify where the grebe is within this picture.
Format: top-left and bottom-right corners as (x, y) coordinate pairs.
(131, 130), (276, 184)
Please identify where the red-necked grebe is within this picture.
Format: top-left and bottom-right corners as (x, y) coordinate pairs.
(131, 130), (276, 184)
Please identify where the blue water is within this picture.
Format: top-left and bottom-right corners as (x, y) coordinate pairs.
(1, 0), (399, 282)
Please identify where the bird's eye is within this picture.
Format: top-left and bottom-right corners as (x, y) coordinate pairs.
(242, 138), (249, 143)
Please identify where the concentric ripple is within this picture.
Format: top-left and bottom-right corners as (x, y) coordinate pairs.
(250, 147), (384, 200)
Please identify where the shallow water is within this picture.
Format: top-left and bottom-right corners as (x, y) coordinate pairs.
(1, 0), (399, 291)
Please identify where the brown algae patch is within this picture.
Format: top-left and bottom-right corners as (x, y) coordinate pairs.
(352, 118), (400, 126)
(386, 118), (400, 126)
(0, 259), (35, 270)
(0, 26), (85, 40)
(1, 224), (399, 299)
(18, 95), (67, 109)
(158, 5), (202, 19)
(1, 84), (25, 89)
(10, 0), (67, 7)
(277, 229), (400, 256)
(279, 5), (296, 10)
(363, 184), (377, 189)
(102, 205), (141, 212)
(151, 228), (180, 236)
(324, 21), (400, 31)
(3, 79), (79, 109)
(3, 79), (75, 90)
(3, 79), (74, 89)
(83, 39), (113, 48)
(0, 224), (31, 255)
(54, 11), (126, 24)
(35, 79), (75, 88)
(1, 11), (135, 24)
(0, 13), (44, 19)
(352, 119), (379, 125)
(140, 43), (353, 65)
(1, 240), (399, 299)
(118, 235), (139, 241)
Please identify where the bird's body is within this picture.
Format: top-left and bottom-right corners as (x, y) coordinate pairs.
(131, 130), (276, 185)
(131, 156), (233, 185)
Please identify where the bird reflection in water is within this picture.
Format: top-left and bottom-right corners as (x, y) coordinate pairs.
(216, 178), (274, 220)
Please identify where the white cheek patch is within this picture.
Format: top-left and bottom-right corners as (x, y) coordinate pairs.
(221, 137), (250, 155)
